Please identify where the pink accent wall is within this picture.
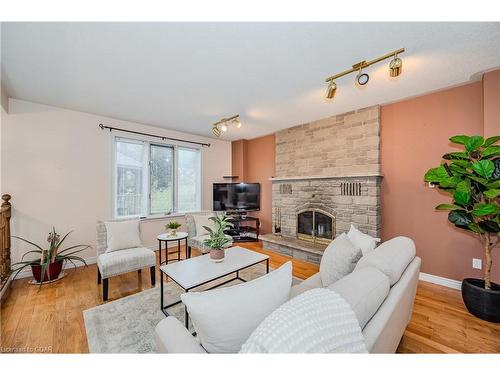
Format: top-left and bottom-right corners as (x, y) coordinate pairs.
(231, 135), (275, 234)
(381, 81), (499, 282)
(483, 69), (500, 138)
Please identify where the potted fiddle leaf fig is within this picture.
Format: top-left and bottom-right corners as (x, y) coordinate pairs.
(11, 228), (90, 285)
(203, 214), (234, 262)
(424, 134), (500, 322)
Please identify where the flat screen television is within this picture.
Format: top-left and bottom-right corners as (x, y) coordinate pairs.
(213, 183), (260, 212)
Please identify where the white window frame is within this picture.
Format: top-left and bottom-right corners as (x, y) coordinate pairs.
(112, 135), (203, 219)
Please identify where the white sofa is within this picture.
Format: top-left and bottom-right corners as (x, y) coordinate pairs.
(154, 236), (421, 353)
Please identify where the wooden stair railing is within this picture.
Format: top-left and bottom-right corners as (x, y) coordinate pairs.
(0, 194), (12, 289)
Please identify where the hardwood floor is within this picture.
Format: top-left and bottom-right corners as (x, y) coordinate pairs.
(1, 242), (499, 353)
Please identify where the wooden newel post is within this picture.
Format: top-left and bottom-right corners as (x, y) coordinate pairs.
(1, 194), (12, 285)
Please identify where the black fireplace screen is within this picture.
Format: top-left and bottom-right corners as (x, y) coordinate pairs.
(297, 210), (335, 243)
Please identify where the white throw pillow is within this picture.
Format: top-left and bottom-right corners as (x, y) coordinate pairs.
(347, 224), (380, 256)
(320, 233), (362, 287)
(104, 220), (142, 253)
(193, 213), (215, 236)
(180, 262), (293, 353)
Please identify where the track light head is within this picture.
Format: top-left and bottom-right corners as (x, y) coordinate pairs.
(221, 123), (228, 132)
(389, 56), (402, 77)
(326, 80), (337, 99)
(355, 69), (369, 86)
(233, 117), (242, 128)
(212, 126), (221, 137)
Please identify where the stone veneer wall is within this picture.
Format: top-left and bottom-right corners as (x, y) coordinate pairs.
(275, 105), (380, 177)
(271, 105), (382, 244)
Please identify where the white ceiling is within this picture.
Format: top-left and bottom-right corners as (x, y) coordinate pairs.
(1, 22), (499, 140)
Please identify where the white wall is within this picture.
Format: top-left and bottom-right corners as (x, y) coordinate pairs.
(2, 99), (231, 265)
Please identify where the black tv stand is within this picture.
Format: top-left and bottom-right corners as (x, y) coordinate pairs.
(225, 214), (260, 242)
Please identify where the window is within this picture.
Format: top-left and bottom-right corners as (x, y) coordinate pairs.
(114, 138), (201, 218)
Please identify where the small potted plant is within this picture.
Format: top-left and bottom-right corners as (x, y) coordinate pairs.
(11, 228), (90, 285)
(166, 221), (182, 237)
(424, 134), (499, 322)
(203, 214), (233, 262)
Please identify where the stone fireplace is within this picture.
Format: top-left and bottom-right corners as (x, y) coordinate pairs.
(260, 105), (382, 264)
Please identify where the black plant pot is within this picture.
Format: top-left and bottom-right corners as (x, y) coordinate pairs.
(462, 278), (500, 323)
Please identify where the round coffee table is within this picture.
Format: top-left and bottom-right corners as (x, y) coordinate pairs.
(157, 232), (189, 265)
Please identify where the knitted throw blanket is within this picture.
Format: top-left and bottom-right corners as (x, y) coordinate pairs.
(240, 288), (367, 353)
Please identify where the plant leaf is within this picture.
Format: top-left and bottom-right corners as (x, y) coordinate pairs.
(424, 165), (450, 183)
(449, 135), (469, 145)
(483, 135), (500, 148)
(448, 210), (473, 227)
(472, 203), (499, 216)
(478, 220), (500, 233)
(471, 160), (495, 179)
(453, 180), (470, 205)
(439, 176), (461, 188)
(442, 152), (469, 160)
(11, 236), (44, 251)
(484, 189), (500, 199)
(465, 136), (484, 152)
(436, 204), (464, 211)
(481, 145), (500, 158)
(468, 223), (485, 234)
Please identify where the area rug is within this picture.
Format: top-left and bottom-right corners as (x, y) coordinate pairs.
(83, 263), (301, 353)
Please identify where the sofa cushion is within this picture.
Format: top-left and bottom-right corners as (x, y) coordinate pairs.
(320, 233), (362, 287)
(354, 236), (416, 286)
(328, 267), (390, 329)
(104, 220), (142, 252)
(180, 261), (292, 353)
(347, 224), (380, 256)
(97, 246), (155, 278)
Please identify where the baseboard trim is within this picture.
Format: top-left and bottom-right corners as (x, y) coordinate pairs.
(419, 272), (462, 290)
(12, 256), (97, 280)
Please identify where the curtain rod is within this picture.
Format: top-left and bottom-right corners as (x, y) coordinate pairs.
(98, 123), (211, 147)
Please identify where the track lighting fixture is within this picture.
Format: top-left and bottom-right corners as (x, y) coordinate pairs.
(325, 48), (405, 100)
(389, 54), (402, 77)
(326, 80), (337, 99)
(212, 114), (241, 137)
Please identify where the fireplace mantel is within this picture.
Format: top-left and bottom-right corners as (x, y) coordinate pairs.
(269, 173), (383, 182)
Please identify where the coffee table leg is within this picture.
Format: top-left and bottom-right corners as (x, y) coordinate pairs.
(158, 239), (162, 265)
(160, 271), (164, 309)
(266, 258), (269, 274)
(177, 239), (181, 261)
(185, 305), (189, 329)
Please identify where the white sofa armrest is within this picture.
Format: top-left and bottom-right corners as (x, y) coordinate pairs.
(154, 317), (207, 353)
(289, 272), (323, 299)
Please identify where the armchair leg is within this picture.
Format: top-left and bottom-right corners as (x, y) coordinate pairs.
(97, 269), (101, 284)
(103, 278), (109, 301)
(150, 266), (156, 286)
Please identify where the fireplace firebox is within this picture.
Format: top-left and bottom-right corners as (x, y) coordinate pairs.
(297, 209), (335, 244)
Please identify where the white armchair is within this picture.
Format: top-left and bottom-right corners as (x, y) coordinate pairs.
(96, 220), (156, 301)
